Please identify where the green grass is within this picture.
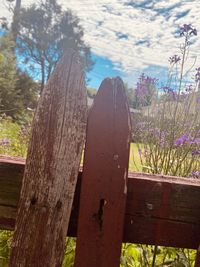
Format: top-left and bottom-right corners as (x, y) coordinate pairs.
(129, 143), (142, 172)
(0, 118), (28, 157)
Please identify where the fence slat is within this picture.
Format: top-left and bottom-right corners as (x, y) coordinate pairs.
(74, 77), (131, 267)
(9, 50), (87, 267)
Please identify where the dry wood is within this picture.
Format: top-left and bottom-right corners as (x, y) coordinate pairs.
(8, 50), (87, 267)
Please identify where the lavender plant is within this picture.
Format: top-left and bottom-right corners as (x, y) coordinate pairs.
(134, 24), (200, 178)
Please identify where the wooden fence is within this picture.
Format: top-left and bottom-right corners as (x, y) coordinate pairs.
(1, 157), (200, 248)
(0, 51), (200, 266)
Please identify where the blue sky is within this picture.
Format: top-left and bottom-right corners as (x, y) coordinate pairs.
(0, 0), (200, 89)
(88, 54), (169, 89)
(87, 54), (123, 88)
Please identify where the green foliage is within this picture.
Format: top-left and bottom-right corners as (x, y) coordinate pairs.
(0, 231), (12, 267)
(16, 0), (93, 91)
(121, 244), (141, 267)
(13, 69), (39, 122)
(0, 34), (17, 117)
(62, 238), (76, 267)
(0, 33), (39, 121)
(121, 245), (196, 267)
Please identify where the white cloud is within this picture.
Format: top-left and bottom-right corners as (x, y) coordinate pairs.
(0, 0), (200, 84)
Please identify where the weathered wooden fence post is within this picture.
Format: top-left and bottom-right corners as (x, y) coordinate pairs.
(9, 50), (87, 267)
(75, 77), (131, 267)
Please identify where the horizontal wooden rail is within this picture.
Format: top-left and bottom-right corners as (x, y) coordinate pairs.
(0, 156), (200, 249)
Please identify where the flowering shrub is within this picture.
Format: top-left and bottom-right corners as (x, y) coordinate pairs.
(124, 23), (200, 267)
(133, 24), (200, 179)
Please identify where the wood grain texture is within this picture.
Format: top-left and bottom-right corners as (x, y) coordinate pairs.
(8, 50), (87, 267)
(1, 157), (200, 249)
(74, 77), (131, 267)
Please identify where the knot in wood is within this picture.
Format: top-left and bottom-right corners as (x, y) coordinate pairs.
(30, 196), (37, 206)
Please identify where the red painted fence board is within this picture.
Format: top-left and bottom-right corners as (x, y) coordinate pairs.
(74, 77), (131, 267)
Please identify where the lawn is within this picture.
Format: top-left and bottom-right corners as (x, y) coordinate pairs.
(129, 143), (142, 172)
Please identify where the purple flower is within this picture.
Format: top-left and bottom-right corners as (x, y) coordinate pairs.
(174, 133), (200, 146)
(0, 138), (9, 146)
(192, 150), (200, 156)
(174, 134), (190, 146)
(180, 24), (197, 37)
(169, 55), (181, 64)
(191, 171), (200, 178)
(162, 86), (177, 101)
(196, 97), (200, 104)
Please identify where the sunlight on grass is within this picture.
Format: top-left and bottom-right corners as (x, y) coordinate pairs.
(129, 143), (142, 172)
